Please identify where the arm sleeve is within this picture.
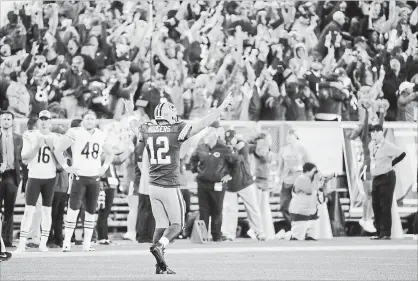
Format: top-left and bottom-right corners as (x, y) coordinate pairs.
(392, 152), (406, 167)
(21, 133), (33, 159)
(361, 110), (370, 141)
(65, 128), (77, 141)
(189, 148), (200, 173)
(177, 122), (193, 142)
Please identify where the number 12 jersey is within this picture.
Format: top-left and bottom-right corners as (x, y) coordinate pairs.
(139, 121), (192, 188)
(66, 127), (107, 177)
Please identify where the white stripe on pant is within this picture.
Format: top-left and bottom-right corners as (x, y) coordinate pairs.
(221, 184), (264, 239)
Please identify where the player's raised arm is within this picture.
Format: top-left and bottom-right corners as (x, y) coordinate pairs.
(53, 128), (77, 174)
(188, 92), (233, 138)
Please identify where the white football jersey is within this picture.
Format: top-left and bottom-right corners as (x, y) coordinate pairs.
(66, 127), (107, 177)
(23, 130), (59, 179)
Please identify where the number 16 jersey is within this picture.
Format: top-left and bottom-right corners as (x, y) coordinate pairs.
(23, 130), (59, 179)
(66, 127), (107, 177)
(139, 121), (192, 188)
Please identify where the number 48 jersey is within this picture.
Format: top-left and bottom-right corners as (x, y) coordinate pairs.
(66, 127), (107, 177)
(139, 121), (192, 188)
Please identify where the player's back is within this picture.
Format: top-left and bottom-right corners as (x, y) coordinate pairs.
(140, 121), (191, 188)
(66, 127), (107, 177)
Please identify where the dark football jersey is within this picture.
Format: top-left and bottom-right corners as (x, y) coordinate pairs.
(139, 121), (192, 188)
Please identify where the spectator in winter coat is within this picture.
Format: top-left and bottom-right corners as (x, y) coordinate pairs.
(221, 129), (265, 241)
(6, 71), (30, 118)
(397, 81), (418, 121)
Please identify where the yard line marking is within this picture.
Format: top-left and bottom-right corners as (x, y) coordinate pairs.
(10, 245), (417, 259)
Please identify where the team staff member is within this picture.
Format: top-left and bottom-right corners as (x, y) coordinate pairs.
(222, 129), (265, 241)
(0, 111), (23, 247)
(369, 124), (406, 240)
(190, 123), (237, 242)
(16, 111), (59, 252)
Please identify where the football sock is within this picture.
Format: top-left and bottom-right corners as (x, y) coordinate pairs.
(40, 206), (52, 247)
(19, 205), (36, 247)
(64, 208), (79, 245)
(83, 212), (95, 249)
(153, 228), (166, 244)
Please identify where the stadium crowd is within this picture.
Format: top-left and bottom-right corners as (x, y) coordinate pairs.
(0, 0), (417, 122)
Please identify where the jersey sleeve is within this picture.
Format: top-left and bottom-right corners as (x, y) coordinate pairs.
(177, 122), (192, 142)
(65, 128), (78, 141)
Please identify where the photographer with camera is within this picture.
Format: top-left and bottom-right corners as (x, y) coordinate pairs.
(276, 162), (334, 241)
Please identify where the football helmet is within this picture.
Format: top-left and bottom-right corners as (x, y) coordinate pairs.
(154, 102), (179, 124)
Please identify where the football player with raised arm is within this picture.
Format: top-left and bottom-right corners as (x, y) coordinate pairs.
(53, 110), (114, 252)
(125, 92), (233, 274)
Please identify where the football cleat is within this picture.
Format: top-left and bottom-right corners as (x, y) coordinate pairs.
(0, 252), (12, 262)
(155, 264), (176, 275)
(62, 243), (71, 252)
(150, 243), (167, 268)
(38, 244), (49, 252)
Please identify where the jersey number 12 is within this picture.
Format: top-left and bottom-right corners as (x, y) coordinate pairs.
(147, 136), (171, 165)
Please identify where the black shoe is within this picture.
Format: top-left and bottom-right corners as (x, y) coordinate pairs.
(4, 242), (16, 248)
(48, 243), (62, 249)
(371, 235), (391, 240)
(0, 252), (12, 262)
(26, 242), (39, 248)
(155, 264), (176, 275)
(150, 243), (167, 268)
(74, 240), (83, 246)
(305, 236), (317, 241)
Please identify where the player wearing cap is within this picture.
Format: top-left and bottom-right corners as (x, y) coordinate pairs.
(125, 92), (233, 274)
(16, 110), (60, 252)
(53, 110), (114, 252)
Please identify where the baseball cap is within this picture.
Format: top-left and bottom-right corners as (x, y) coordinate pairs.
(39, 110), (51, 119)
(369, 124), (383, 132)
(398, 81), (415, 94)
(225, 129), (236, 142)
